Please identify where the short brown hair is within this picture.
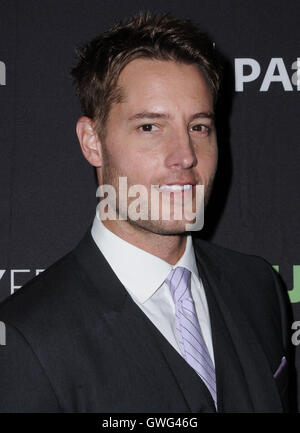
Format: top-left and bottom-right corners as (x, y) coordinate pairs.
(71, 11), (221, 137)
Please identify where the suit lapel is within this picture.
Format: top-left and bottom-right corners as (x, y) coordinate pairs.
(193, 238), (283, 412)
(73, 227), (208, 412)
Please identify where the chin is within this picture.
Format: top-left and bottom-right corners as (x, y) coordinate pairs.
(128, 218), (193, 236)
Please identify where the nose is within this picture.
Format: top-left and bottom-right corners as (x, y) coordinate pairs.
(164, 128), (198, 170)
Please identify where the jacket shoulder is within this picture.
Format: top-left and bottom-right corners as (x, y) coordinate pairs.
(192, 236), (290, 322)
(192, 236), (275, 278)
(0, 250), (84, 328)
(193, 236), (291, 350)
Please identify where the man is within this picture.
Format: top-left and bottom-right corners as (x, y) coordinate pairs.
(0, 12), (293, 412)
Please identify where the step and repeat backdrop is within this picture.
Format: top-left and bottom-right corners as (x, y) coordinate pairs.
(0, 0), (299, 410)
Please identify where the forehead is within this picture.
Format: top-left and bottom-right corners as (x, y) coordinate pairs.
(116, 58), (213, 112)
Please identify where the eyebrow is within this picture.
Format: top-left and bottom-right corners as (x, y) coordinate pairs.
(190, 112), (215, 121)
(127, 111), (214, 122)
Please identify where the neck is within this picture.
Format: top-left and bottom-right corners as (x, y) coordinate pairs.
(102, 219), (188, 265)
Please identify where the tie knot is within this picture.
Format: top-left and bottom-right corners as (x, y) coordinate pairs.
(165, 266), (192, 304)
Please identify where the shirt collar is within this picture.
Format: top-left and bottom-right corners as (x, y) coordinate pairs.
(91, 214), (200, 304)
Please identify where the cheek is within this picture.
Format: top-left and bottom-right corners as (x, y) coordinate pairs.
(107, 145), (157, 185)
(128, 153), (159, 185)
(195, 144), (218, 179)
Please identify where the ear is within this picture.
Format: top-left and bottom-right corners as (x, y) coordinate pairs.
(76, 116), (102, 167)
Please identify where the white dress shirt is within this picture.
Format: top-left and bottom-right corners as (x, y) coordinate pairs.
(91, 213), (215, 365)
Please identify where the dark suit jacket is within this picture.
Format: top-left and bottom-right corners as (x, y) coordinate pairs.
(0, 226), (294, 412)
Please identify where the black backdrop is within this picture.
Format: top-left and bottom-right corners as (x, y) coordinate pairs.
(1, 0), (300, 410)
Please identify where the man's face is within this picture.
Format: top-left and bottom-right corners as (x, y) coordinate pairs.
(99, 58), (218, 235)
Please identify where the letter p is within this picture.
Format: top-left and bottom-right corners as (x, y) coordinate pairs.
(0, 321), (6, 345)
(235, 58), (261, 91)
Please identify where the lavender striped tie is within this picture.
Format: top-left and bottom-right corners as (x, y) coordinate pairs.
(165, 266), (217, 407)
